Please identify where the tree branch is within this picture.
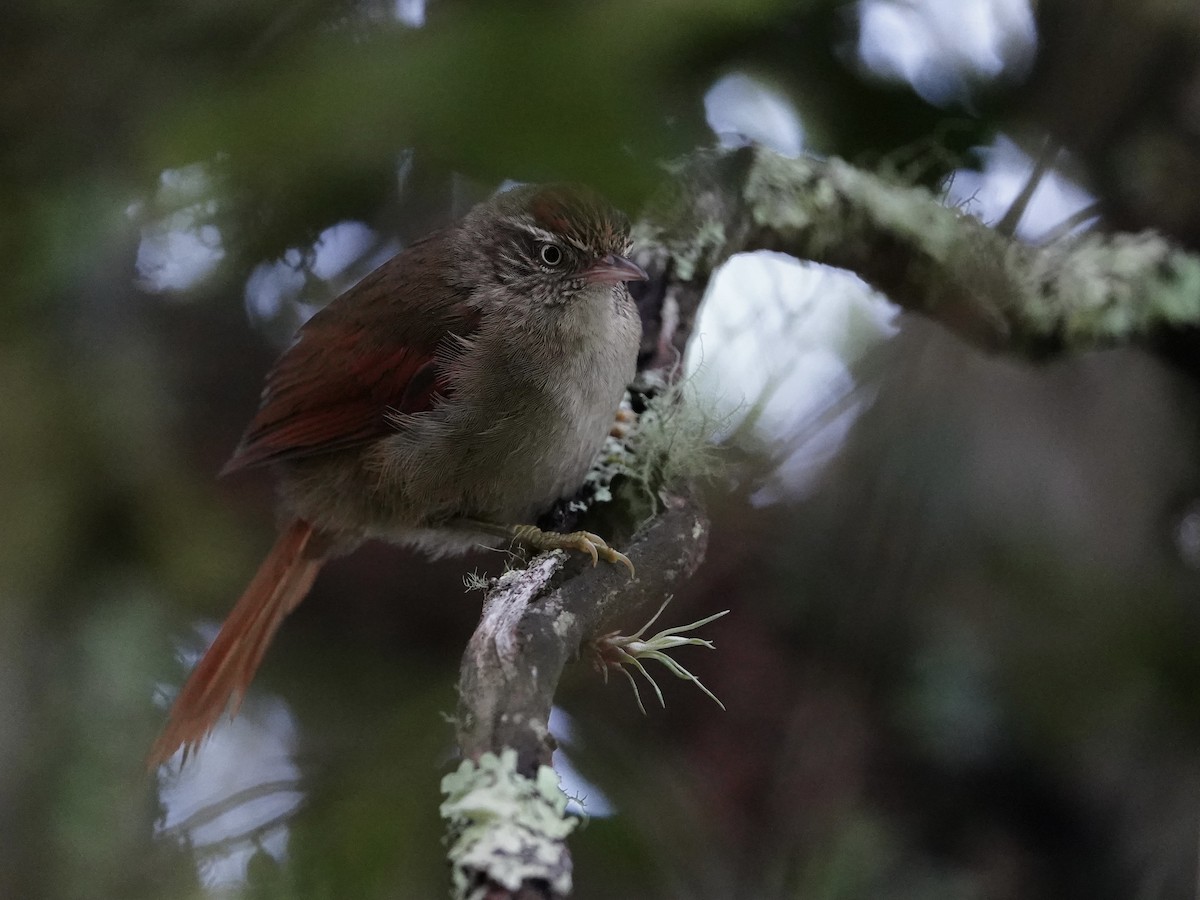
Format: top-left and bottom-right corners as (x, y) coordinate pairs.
(638, 146), (1200, 355)
(445, 494), (708, 899)
(444, 144), (1200, 899)
(455, 492), (709, 771)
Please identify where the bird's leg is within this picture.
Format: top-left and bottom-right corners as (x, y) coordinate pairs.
(512, 524), (635, 576)
(460, 520), (634, 577)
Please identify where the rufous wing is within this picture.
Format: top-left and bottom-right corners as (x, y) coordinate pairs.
(223, 232), (478, 473)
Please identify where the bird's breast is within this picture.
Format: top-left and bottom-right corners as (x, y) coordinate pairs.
(284, 287), (640, 537)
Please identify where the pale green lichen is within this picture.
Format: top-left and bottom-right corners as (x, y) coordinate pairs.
(834, 159), (965, 265)
(1022, 231), (1200, 342)
(1156, 251), (1200, 324)
(633, 156), (730, 283)
(743, 150), (998, 313)
(462, 569), (491, 593)
(625, 377), (728, 506)
(742, 151), (819, 233)
(739, 151), (964, 262)
(659, 147), (1200, 356)
(675, 217), (729, 282)
(572, 380), (724, 519)
(441, 749), (578, 899)
(635, 216), (728, 283)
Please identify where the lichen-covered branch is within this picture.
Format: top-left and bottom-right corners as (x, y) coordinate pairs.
(445, 143), (1200, 899)
(455, 493), (709, 771)
(446, 494), (708, 898)
(636, 146), (1200, 354)
(441, 749), (578, 900)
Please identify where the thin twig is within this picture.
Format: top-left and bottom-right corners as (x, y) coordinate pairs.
(995, 136), (1059, 238)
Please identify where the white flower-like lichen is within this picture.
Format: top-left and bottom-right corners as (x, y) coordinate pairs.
(440, 749), (578, 899)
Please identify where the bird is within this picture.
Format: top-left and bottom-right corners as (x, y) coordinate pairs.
(148, 183), (646, 766)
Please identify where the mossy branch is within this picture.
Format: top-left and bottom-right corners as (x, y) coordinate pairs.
(636, 146), (1200, 355)
(446, 143), (1200, 898)
(448, 494), (709, 899)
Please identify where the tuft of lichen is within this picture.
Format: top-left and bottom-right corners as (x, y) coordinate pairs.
(624, 376), (727, 507)
(462, 570), (491, 593)
(440, 749), (578, 899)
(1021, 231), (1200, 343)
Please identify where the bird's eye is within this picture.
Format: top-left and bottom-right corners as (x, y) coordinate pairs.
(537, 242), (564, 267)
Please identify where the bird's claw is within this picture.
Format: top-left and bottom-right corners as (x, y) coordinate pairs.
(572, 530), (635, 577)
(511, 525), (635, 577)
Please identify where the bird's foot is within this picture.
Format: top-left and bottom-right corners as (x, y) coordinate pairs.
(510, 524), (634, 577)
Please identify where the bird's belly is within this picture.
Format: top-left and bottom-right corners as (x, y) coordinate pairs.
(279, 327), (634, 547)
(401, 395), (611, 524)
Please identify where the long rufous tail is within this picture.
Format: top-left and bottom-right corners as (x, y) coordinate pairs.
(148, 519), (324, 767)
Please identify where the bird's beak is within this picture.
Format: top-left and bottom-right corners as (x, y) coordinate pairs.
(581, 254), (648, 285)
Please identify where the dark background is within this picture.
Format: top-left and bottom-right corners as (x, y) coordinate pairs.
(5, 1), (1200, 897)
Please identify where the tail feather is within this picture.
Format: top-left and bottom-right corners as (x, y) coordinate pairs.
(148, 519), (324, 768)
